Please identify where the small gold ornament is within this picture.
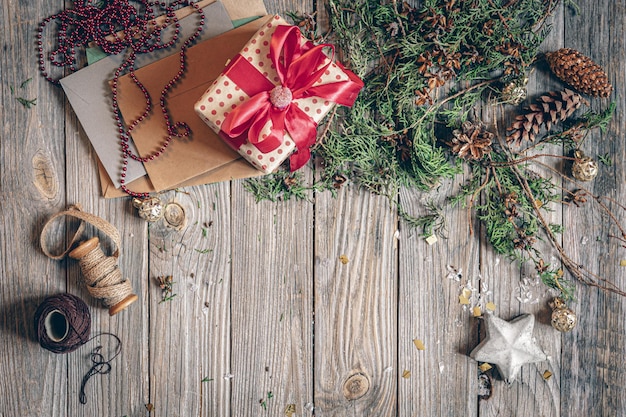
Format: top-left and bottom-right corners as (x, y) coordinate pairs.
(500, 76), (528, 105)
(550, 297), (577, 332)
(133, 196), (164, 222)
(571, 150), (598, 182)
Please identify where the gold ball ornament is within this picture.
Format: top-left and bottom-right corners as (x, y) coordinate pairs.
(550, 297), (577, 332)
(571, 150), (598, 182)
(500, 76), (528, 105)
(133, 196), (164, 222)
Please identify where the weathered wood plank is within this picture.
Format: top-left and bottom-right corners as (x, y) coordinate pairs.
(313, 186), (397, 416)
(310, 1), (397, 413)
(561, 1), (626, 416)
(0, 0), (68, 416)
(397, 182), (480, 417)
(229, 179), (314, 416)
(147, 184), (232, 417)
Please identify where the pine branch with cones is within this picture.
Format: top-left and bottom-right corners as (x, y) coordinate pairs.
(506, 89), (588, 144)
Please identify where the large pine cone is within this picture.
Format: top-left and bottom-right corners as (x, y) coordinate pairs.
(506, 89), (586, 144)
(546, 48), (612, 98)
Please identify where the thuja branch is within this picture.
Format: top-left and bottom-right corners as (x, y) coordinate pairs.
(509, 163), (626, 297)
(530, 158), (626, 247)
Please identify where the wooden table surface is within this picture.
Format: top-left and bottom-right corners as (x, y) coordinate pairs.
(1, 0), (625, 416)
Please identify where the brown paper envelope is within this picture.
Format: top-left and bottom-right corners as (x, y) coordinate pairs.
(98, 156), (262, 198)
(115, 16), (273, 192)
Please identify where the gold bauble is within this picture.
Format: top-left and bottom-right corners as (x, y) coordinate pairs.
(133, 196), (164, 222)
(500, 76), (528, 105)
(571, 150), (598, 182)
(550, 297), (577, 332)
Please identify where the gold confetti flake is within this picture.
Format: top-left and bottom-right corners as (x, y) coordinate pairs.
(413, 339), (425, 351)
(402, 370), (411, 378)
(543, 370), (553, 380)
(486, 302), (496, 311)
(620, 260), (626, 267)
(459, 288), (472, 305)
(478, 363), (492, 372)
(339, 254), (349, 264)
(285, 404), (296, 416)
(473, 306), (482, 317)
(425, 235), (438, 245)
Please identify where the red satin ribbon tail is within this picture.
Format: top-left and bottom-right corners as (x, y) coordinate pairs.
(289, 147), (311, 171)
(284, 104), (318, 170)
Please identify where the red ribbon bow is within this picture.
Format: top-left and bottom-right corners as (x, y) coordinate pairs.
(220, 24), (363, 171)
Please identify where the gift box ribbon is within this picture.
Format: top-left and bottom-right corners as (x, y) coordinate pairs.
(220, 24), (364, 170)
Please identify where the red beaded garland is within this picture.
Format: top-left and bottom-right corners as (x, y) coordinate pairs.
(38, 0), (205, 198)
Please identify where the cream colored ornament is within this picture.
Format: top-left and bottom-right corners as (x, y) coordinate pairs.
(470, 314), (547, 383)
(550, 297), (577, 332)
(571, 150), (598, 182)
(500, 76), (528, 105)
(133, 196), (164, 222)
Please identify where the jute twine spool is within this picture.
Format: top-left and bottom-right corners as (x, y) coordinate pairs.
(33, 293), (91, 354)
(40, 205), (138, 315)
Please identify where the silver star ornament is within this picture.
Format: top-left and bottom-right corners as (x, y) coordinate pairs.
(470, 313), (547, 383)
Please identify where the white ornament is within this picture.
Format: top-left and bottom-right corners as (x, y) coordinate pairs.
(470, 313), (547, 383)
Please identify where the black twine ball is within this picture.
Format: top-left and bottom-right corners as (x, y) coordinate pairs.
(33, 293), (91, 354)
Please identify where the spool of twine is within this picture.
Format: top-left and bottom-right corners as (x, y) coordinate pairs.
(40, 205), (138, 315)
(33, 293), (91, 354)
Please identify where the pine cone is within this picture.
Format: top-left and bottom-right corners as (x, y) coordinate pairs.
(506, 89), (587, 144)
(449, 121), (493, 160)
(546, 48), (612, 98)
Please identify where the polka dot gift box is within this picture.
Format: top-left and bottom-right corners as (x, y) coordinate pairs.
(194, 15), (363, 174)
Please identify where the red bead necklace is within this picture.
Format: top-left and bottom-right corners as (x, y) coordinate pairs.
(38, 0), (205, 198)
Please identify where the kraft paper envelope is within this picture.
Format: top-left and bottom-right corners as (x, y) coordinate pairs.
(98, 152), (263, 198)
(60, 0), (236, 188)
(112, 16), (274, 193)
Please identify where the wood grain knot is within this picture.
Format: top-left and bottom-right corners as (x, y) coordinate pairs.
(342, 372), (370, 400)
(32, 150), (59, 200)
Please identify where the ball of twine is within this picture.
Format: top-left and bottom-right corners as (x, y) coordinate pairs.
(33, 293), (91, 354)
